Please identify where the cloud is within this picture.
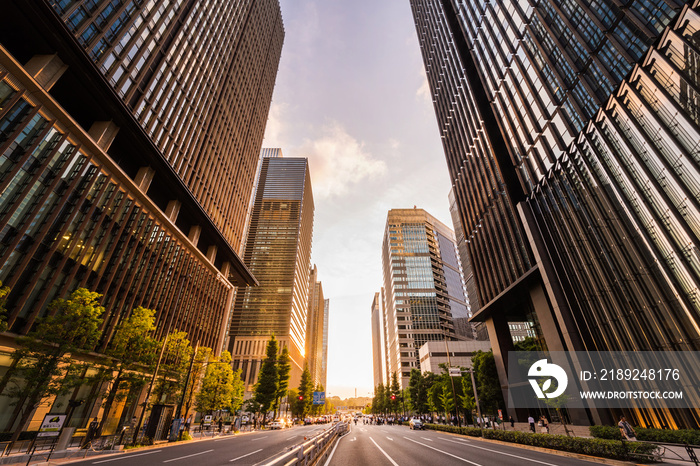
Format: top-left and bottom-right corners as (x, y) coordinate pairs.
(416, 75), (432, 103)
(264, 102), (287, 146)
(298, 122), (386, 199)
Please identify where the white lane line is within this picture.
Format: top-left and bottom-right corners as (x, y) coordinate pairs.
(162, 449), (214, 463)
(286, 435), (297, 440)
(369, 436), (399, 466)
(214, 436), (239, 442)
(441, 438), (471, 445)
(323, 434), (344, 466)
(92, 450), (163, 463)
(449, 441), (561, 466)
(421, 437), (433, 442)
(251, 437), (265, 441)
(229, 449), (262, 462)
(386, 437), (393, 441)
(403, 437), (482, 466)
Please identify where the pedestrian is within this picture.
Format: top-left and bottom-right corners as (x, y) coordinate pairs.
(218, 418), (223, 433)
(82, 417), (99, 448)
(540, 416), (548, 433)
(528, 415), (535, 432)
(618, 416), (637, 441)
(509, 416), (515, 429)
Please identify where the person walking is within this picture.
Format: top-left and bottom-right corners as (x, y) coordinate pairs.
(509, 416), (515, 429)
(618, 416), (637, 441)
(528, 415), (535, 432)
(539, 416), (549, 433)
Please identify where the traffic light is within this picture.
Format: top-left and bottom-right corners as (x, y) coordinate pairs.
(298, 395), (303, 401)
(390, 395), (396, 400)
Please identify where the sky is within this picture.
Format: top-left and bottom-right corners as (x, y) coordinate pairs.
(262, 0), (454, 400)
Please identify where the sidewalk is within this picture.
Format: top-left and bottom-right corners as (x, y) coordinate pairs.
(0, 427), (257, 466)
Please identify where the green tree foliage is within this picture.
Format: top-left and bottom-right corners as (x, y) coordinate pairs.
(459, 374), (475, 419)
(389, 371), (401, 415)
(0, 281), (10, 333)
(471, 351), (504, 414)
(253, 336), (279, 420)
(98, 306), (158, 431)
(7, 288), (104, 443)
(295, 365), (313, 418)
(275, 346), (291, 416)
(439, 384), (455, 418)
(372, 383), (386, 415)
(230, 368), (245, 413)
(195, 351), (234, 414)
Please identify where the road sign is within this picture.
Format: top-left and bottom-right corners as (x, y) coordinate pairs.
(312, 391), (326, 405)
(37, 414), (66, 437)
(448, 367), (462, 377)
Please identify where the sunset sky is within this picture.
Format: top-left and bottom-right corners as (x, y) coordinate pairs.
(263, 0), (455, 399)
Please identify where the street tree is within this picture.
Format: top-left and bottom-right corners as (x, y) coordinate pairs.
(0, 280), (10, 332)
(275, 346), (291, 417)
(230, 368), (245, 413)
(253, 335), (278, 423)
(98, 306), (159, 432)
(6, 288), (104, 444)
(438, 384), (455, 421)
(389, 372), (401, 416)
(183, 346), (212, 421)
(153, 331), (193, 405)
(295, 365), (313, 419)
(471, 350), (504, 414)
(194, 351), (234, 414)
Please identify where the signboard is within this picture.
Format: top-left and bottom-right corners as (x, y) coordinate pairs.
(203, 415), (213, 425)
(312, 391), (326, 405)
(37, 414), (66, 437)
(448, 367), (462, 377)
(498, 409), (503, 420)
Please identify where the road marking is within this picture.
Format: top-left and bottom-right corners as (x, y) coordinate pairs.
(403, 437), (482, 466)
(386, 437), (393, 441)
(369, 437), (399, 466)
(421, 437), (433, 442)
(229, 449), (262, 462)
(323, 434), (344, 466)
(350, 436), (357, 442)
(286, 436), (297, 440)
(92, 450), (162, 463)
(450, 441), (562, 466)
(163, 449), (214, 463)
(251, 437), (265, 441)
(441, 438), (471, 445)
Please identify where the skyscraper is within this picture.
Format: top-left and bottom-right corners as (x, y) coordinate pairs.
(306, 264), (327, 388)
(0, 0), (282, 433)
(370, 291), (386, 387)
(411, 0), (700, 427)
(229, 150), (315, 391)
(381, 208), (470, 388)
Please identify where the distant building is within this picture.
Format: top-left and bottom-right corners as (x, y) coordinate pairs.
(229, 151), (315, 392)
(381, 208), (470, 388)
(321, 298), (329, 389)
(418, 340), (491, 375)
(306, 265), (326, 388)
(370, 292), (385, 387)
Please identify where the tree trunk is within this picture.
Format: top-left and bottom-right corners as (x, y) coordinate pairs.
(98, 366), (123, 433)
(9, 392), (40, 444)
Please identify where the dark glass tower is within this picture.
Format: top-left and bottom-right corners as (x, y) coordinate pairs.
(411, 0), (700, 428)
(229, 150), (315, 391)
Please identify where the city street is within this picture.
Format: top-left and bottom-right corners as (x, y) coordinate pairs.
(55, 425), (330, 466)
(325, 423), (602, 466)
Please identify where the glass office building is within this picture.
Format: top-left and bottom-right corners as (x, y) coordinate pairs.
(229, 151), (315, 391)
(411, 0), (700, 427)
(381, 208), (471, 388)
(0, 0), (281, 433)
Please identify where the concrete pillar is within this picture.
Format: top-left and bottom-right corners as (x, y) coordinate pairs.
(88, 121), (120, 152)
(24, 54), (68, 91)
(165, 200), (181, 223)
(206, 245), (217, 264)
(134, 167), (155, 193)
(188, 225), (201, 247)
(220, 261), (231, 278)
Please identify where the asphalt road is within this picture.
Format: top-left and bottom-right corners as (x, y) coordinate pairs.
(325, 422), (602, 466)
(61, 424), (329, 466)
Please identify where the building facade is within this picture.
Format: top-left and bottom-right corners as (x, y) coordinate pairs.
(418, 340), (491, 375)
(306, 264), (327, 388)
(229, 152), (315, 392)
(0, 0), (282, 434)
(371, 291), (386, 387)
(381, 208), (470, 388)
(411, 0), (700, 427)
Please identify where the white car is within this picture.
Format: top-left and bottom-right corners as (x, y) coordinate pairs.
(269, 419), (285, 430)
(409, 418), (424, 430)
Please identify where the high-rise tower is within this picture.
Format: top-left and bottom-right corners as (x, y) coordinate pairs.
(411, 0), (700, 427)
(381, 208), (470, 388)
(306, 264), (327, 388)
(229, 150), (315, 391)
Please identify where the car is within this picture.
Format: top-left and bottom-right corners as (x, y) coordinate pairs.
(409, 418), (424, 430)
(269, 419), (285, 430)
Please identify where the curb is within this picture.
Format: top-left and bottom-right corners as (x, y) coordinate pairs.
(438, 430), (644, 466)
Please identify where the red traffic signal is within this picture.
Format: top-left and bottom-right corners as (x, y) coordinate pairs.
(298, 395), (303, 400)
(391, 395), (396, 400)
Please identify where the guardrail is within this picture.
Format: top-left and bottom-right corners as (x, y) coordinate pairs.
(261, 422), (349, 466)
